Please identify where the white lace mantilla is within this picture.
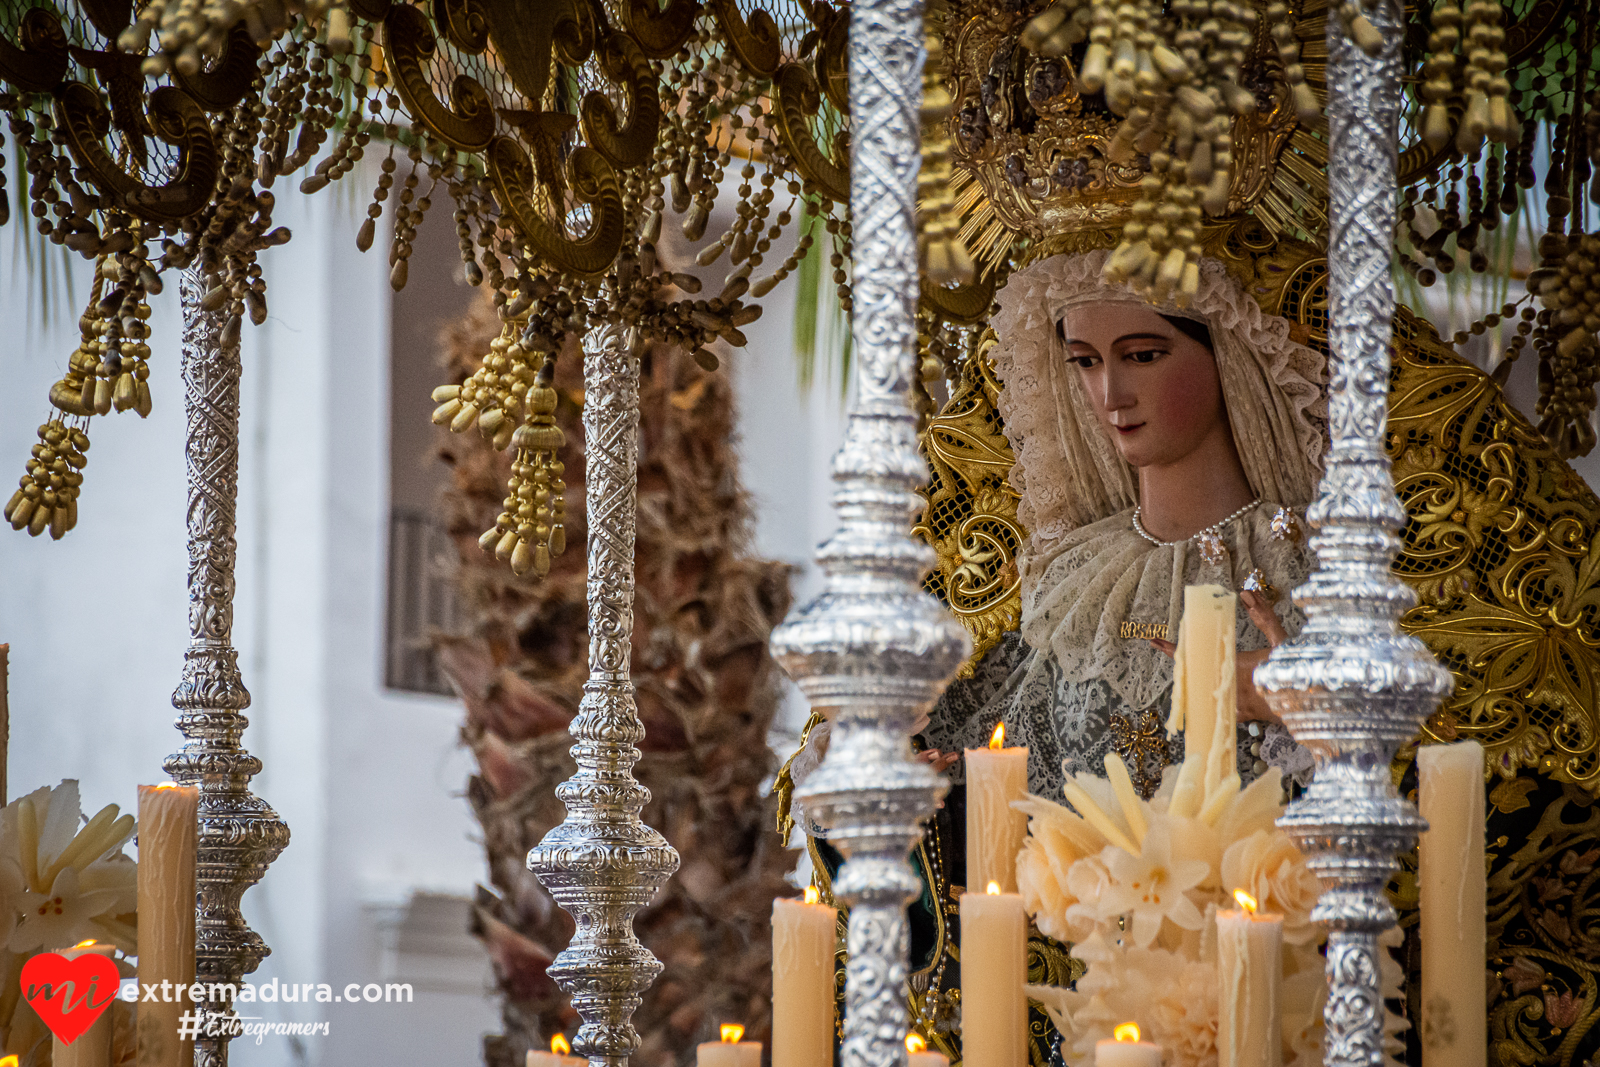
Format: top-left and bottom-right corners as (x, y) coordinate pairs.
(922, 503), (1315, 800)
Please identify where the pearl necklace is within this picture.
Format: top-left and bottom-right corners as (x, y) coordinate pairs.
(1131, 498), (1261, 548)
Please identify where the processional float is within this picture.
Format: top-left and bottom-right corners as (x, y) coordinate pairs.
(1, 0), (1599, 1064)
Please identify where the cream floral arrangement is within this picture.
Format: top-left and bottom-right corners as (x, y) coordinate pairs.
(0, 780), (138, 1065)
(1015, 749), (1326, 1067)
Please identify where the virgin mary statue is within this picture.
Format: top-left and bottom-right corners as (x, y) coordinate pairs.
(917, 246), (1325, 802)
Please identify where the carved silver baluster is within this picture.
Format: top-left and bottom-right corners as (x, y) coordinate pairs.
(527, 323), (680, 1067)
(1254, 2), (1455, 1064)
(768, 0), (971, 1065)
(166, 268), (290, 1067)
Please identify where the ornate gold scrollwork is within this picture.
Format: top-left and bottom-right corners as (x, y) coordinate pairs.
(53, 82), (218, 220)
(486, 0), (595, 107)
(0, 8), (68, 94)
(488, 138), (624, 279)
(771, 62), (849, 203)
(581, 32), (659, 171)
(1388, 314), (1600, 789)
(172, 24), (261, 112)
(432, 0), (489, 52)
(912, 334), (1023, 674)
(623, 0), (699, 59)
(705, 0), (780, 78)
(813, 4), (849, 116)
(383, 2), (494, 153)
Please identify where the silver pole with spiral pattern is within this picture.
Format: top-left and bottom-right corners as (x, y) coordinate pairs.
(527, 323), (680, 1067)
(768, 1), (972, 1067)
(1254, 2), (1455, 1064)
(165, 268), (290, 1067)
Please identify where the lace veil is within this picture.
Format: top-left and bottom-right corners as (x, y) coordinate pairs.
(991, 249), (1328, 582)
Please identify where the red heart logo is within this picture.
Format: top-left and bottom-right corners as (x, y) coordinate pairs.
(20, 952), (119, 1045)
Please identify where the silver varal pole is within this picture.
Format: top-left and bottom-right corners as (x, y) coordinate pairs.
(527, 322), (680, 1066)
(166, 267), (290, 1067)
(768, 1), (971, 1066)
(1255, 0), (1455, 1062)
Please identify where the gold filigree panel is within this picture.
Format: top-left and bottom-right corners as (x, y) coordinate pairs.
(1390, 314), (1600, 789)
(913, 331), (1023, 676)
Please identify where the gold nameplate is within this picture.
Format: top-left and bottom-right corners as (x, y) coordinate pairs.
(1119, 621), (1170, 641)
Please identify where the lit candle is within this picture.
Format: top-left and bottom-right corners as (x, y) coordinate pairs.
(1418, 741), (1486, 1067)
(906, 1033), (948, 1067)
(1217, 890), (1283, 1067)
(1165, 585), (1239, 821)
(959, 882), (1026, 1067)
(136, 782), (198, 1067)
(772, 888), (836, 1067)
(1094, 1022), (1162, 1067)
(697, 1024), (762, 1067)
(53, 941), (116, 1067)
(965, 723), (1030, 893)
(527, 1034), (586, 1067)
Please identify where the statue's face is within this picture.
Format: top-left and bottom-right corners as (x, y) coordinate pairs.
(1057, 302), (1226, 470)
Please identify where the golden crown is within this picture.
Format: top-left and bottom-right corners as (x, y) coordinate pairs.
(932, 0), (1332, 289)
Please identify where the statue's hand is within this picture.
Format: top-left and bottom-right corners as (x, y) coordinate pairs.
(1148, 589), (1286, 725)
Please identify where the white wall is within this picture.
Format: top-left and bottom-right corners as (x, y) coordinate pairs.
(0, 167), (496, 1067)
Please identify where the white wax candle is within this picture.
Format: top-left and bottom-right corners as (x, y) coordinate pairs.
(526, 1050), (586, 1067)
(697, 1039), (762, 1067)
(53, 942), (116, 1067)
(965, 727), (1030, 893)
(137, 783), (198, 1067)
(1094, 1035), (1163, 1067)
(1419, 741), (1486, 1067)
(772, 895), (836, 1067)
(1166, 585), (1237, 819)
(909, 1048), (949, 1067)
(959, 889), (1027, 1067)
(1217, 905), (1283, 1067)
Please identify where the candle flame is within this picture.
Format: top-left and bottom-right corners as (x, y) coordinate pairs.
(155, 782), (179, 790)
(551, 1036), (571, 1056)
(905, 1035), (927, 1054)
(804, 886), (819, 905)
(1114, 1023), (1141, 1044)
(72, 940), (97, 949)
(1, 1055), (18, 1067)
(989, 723), (1005, 750)
(1233, 889), (1259, 914)
(720, 1025), (744, 1044)
(986, 881), (1001, 895)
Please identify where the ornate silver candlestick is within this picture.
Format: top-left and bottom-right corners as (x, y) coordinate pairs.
(527, 323), (680, 1067)
(165, 268), (290, 1067)
(768, 1), (972, 1065)
(1255, 2), (1455, 1064)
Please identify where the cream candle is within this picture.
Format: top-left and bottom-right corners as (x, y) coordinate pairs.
(136, 782), (198, 1067)
(1418, 741), (1486, 1067)
(1166, 584), (1238, 820)
(906, 1033), (949, 1067)
(772, 889), (836, 1067)
(1217, 890), (1283, 1067)
(966, 723), (1030, 893)
(960, 883), (1027, 1067)
(527, 1034), (586, 1067)
(1094, 1023), (1162, 1067)
(53, 941), (116, 1067)
(697, 1025), (762, 1067)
